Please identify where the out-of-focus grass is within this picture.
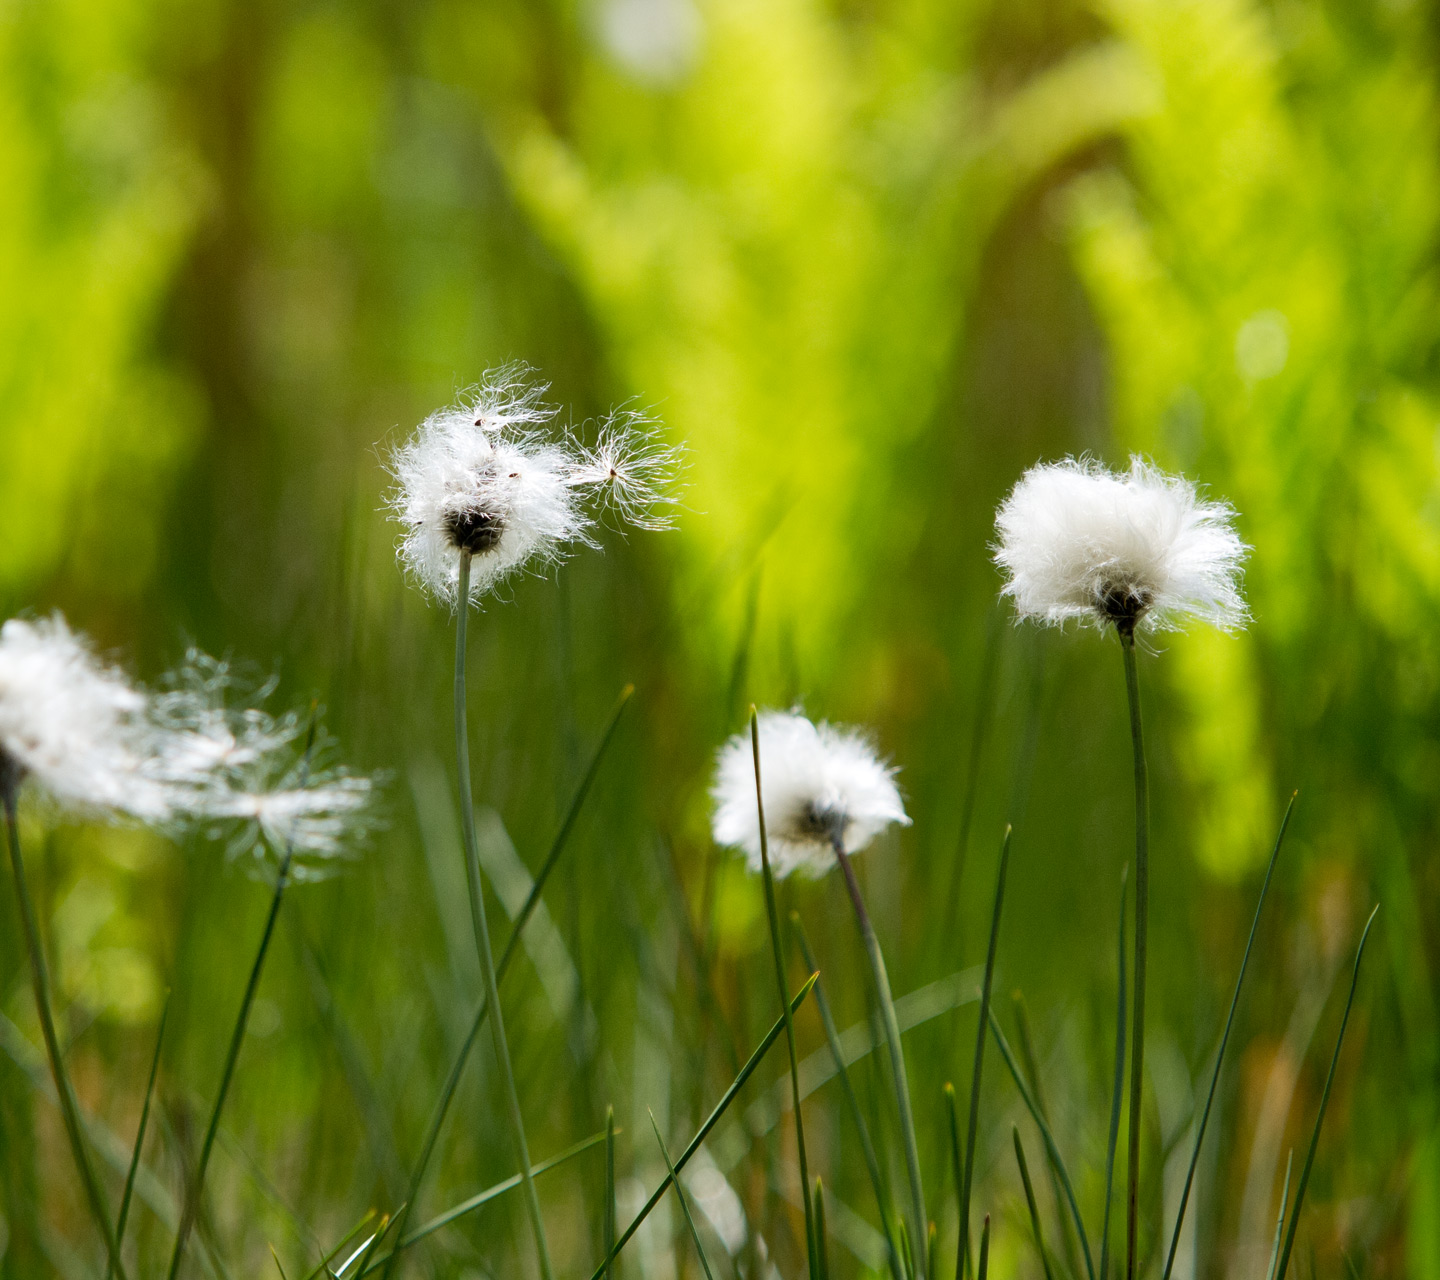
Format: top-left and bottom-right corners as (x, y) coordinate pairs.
(0, 0), (1434, 1276)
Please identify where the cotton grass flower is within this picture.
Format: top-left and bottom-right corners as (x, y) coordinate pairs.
(993, 456), (1247, 634)
(0, 614), (175, 821)
(711, 710), (911, 878)
(388, 365), (681, 605)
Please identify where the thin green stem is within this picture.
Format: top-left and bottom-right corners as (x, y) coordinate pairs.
(1014, 995), (1080, 1280)
(112, 992), (169, 1277)
(452, 550), (554, 1280)
(1274, 906), (1379, 1280)
(814, 1180), (832, 1280)
(1162, 795), (1295, 1280)
(382, 683), (631, 1279)
(650, 1110), (716, 1280)
(1099, 871), (1127, 1280)
(959, 828), (1010, 1280)
(5, 795), (126, 1280)
(976, 1215), (991, 1280)
(1013, 1127), (1054, 1280)
(1264, 1151), (1293, 1280)
(1119, 630), (1148, 1280)
(604, 1106), (616, 1280)
(750, 710), (816, 1275)
(793, 914), (903, 1280)
(168, 847), (293, 1280)
(833, 840), (928, 1279)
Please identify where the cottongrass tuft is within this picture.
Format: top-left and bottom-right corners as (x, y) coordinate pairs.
(711, 709), (910, 878)
(389, 365), (681, 605)
(0, 614), (176, 821)
(993, 456), (1248, 633)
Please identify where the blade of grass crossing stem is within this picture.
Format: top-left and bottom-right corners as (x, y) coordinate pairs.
(604, 1106), (616, 1280)
(1014, 994), (1081, 1280)
(832, 835), (928, 1279)
(345, 1213), (394, 1279)
(170, 712), (321, 1280)
(303, 1211), (379, 1280)
(447, 553), (572, 1280)
(959, 829), (1010, 1280)
(793, 913), (904, 1280)
(815, 1180), (832, 1280)
(382, 682), (631, 1280)
(1014, 1128), (1054, 1280)
(1118, 630), (1148, 1280)
(1264, 1151), (1294, 1280)
(1099, 871), (1128, 1280)
(945, 1084), (971, 1280)
(650, 1110), (716, 1280)
(4, 795), (126, 1280)
(989, 1009), (1096, 1280)
(111, 993), (170, 1277)
(1275, 906), (1380, 1280)
(749, 710), (816, 1274)
(588, 975), (818, 1280)
(1162, 795), (1295, 1280)
(977, 1216), (991, 1280)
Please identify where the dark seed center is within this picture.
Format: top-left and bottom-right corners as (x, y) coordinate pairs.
(1098, 581), (1152, 631)
(445, 508), (505, 554)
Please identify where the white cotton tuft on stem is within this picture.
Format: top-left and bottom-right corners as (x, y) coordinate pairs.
(711, 710), (911, 878)
(993, 455), (1248, 634)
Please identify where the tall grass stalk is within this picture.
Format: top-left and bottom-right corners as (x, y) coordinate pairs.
(958, 828), (1010, 1280)
(452, 549), (554, 1280)
(945, 1084), (971, 1280)
(604, 1106), (616, 1280)
(1099, 871), (1127, 1280)
(1013, 1127), (1054, 1280)
(1161, 795), (1295, 1280)
(1274, 905), (1379, 1280)
(750, 710), (816, 1273)
(382, 683), (631, 1279)
(649, 1110), (716, 1280)
(111, 993), (169, 1278)
(793, 914), (903, 1280)
(831, 834), (928, 1278)
(1263, 1151), (1293, 1280)
(588, 974), (818, 1280)
(1013, 995), (1080, 1280)
(814, 1180), (832, 1280)
(4, 793), (126, 1280)
(1118, 628), (1149, 1280)
(976, 1214), (991, 1280)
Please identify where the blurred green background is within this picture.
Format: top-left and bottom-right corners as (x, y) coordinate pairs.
(1, 0), (1437, 1276)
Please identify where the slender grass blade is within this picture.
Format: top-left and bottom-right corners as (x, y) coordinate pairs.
(794, 913), (903, 1280)
(112, 992), (169, 1278)
(587, 974), (818, 1280)
(989, 1008), (1095, 1280)
(271, 1245), (291, 1280)
(815, 1180), (832, 1280)
(650, 1110), (716, 1280)
(1014, 1127), (1055, 1280)
(301, 1211), (378, 1280)
(1100, 870), (1128, 1280)
(1275, 905), (1379, 1280)
(1014, 993), (1080, 1280)
(750, 709), (816, 1274)
(1162, 795), (1295, 1280)
(1264, 1150), (1293, 1280)
(977, 1215), (991, 1280)
(604, 1106), (616, 1280)
(944, 1083), (970, 1280)
(959, 828), (1010, 1280)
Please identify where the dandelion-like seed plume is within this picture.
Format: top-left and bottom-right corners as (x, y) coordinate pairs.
(711, 710), (911, 878)
(389, 365), (681, 605)
(993, 456), (1248, 633)
(0, 616), (175, 821)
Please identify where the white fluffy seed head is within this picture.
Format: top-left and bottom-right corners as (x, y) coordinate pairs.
(388, 366), (682, 606)
(993, 456), (1248, 633)
(0, 615), (174, 821)
(711, 710), (911, 879)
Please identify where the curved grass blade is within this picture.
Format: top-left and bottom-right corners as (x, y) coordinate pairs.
(111, 993), (169, 1277)
(1162, 794), (1295, 1280)
(977, 1215), (991, 1280)
(382, 683), (632, 1278)
(750, 709), (816, 1274)
(959, 828), (1011, 1280)
(302, 1211), (379, 1280)
(1014, 994), (1081, 1280)
(1014, 1127), (1055, 1280)
(1264, 1150), (1293, 1280)
(341, 1211), (394, 1279)
(604, 1106), (616, 1280)
(650, 1110), (716, 1280)
(1099, 870), (1128, 1280)
(588, 973), (819, 1280)
(794, 913), (903, 1280)
(1274, 905), (1379, 1280)
(989, 1008), (1096, 1280)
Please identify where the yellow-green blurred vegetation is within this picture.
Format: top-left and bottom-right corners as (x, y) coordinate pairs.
(1, 0), (1438, 1275)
